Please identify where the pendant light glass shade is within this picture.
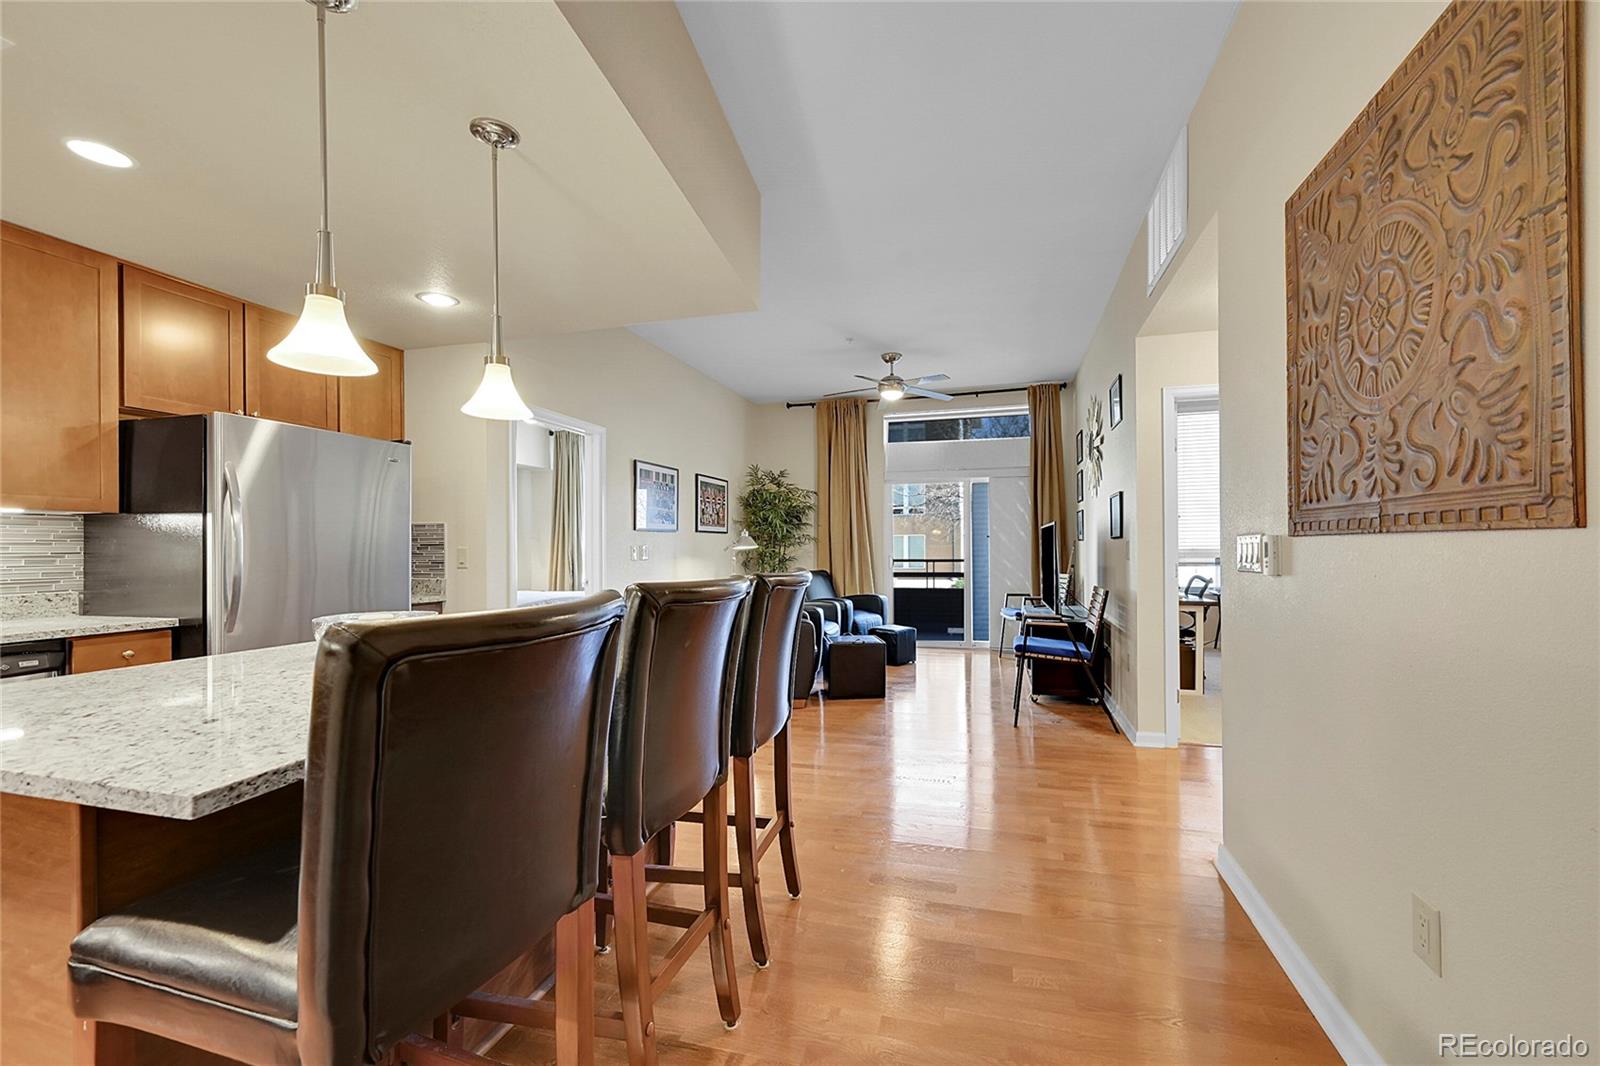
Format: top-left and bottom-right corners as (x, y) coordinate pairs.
(460, 359), (534, 421)
(269, 292), (377, 376)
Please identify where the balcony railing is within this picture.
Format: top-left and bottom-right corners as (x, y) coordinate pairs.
(891, 557), (965, 641)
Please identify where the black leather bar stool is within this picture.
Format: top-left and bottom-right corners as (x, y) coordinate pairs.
(679, 571), (808, 967)
(593, 577), (752, 1066)
(793, 606), (824, 706)
(67, 595), (628, 1066)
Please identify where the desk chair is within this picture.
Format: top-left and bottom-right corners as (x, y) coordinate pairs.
(1179, 575), (1212, 643)
(998, 573), (1074, 656)
(1012, 585), (1115, 733)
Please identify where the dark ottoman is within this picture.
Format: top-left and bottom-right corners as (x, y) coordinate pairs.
(826, 634), (886, 699)
(869, 624), (917, 666)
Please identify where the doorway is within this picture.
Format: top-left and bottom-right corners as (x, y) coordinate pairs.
(507, 405), (606, 604)
(1162, 386), (1221, 745)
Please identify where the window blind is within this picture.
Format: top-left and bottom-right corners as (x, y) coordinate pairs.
(1176, 402), (1219, 564)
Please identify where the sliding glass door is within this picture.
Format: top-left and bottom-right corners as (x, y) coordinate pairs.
(889, 478), (989, 646)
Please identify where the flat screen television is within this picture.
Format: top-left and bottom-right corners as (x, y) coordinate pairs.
(1039, 522), (1060, 615)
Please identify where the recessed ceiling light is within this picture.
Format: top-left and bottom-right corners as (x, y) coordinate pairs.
(65, 139), (135, 169)
(415, 291), (459, 308)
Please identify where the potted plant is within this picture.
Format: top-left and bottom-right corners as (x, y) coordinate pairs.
(735, 466), (815, 574)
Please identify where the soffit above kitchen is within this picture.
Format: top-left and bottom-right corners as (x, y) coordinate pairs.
(0, 0), (758, 350)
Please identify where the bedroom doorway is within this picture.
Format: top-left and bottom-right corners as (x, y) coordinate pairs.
(508, 406), (606, 605)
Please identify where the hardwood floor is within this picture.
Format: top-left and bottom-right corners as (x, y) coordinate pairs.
(493, 648), (1336, 1065)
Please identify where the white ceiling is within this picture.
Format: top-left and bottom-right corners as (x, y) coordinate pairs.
(633, 0), (1238, 404)
(0, 1), (754, 349)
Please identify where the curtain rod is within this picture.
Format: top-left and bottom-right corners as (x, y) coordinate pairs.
(783, 381), (1065, 410)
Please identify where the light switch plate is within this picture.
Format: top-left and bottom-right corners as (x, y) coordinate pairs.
(1235, 533), (1276, 575)
(1412, 894), (1442, 976)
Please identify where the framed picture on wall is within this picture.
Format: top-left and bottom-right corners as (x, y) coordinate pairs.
(633, 460), (679, 532)
(1076, 469), (1084, 503)
(1109, 375), (1124, 429)
(1075, 430), (1084, 464)
(1108, 491), (1124, 539)
(694, 473), (730, 533)
(1076, 509), (1085, 541)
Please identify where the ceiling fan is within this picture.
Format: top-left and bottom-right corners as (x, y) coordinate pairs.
(824, 352), (954, 403)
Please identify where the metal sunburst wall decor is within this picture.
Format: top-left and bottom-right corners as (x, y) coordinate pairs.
(1085, 396), (1106, 496)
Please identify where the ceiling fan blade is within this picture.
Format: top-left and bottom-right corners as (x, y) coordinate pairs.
(910, 373), (950, 386)
(821, 386), (875, 398)
(904, 385), (955, 402)
(852, 374), (881, 384)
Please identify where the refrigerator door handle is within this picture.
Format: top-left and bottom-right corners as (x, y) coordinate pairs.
(223, 460), (245, 634)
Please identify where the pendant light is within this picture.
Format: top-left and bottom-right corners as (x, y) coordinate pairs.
(267, 0), (378, 378)
(460, 118), (535, 421)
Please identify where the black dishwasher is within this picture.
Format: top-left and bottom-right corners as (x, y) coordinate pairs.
(0, 640), (67, 683)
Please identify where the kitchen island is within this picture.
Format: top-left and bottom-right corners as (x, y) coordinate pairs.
(0, 643), (544, 1065)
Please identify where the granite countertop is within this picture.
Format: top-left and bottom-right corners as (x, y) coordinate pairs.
(1, 615), (181, 642)
(0, 642), (316, 819)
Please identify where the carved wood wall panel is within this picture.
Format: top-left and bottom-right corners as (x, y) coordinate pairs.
(1286, 1), (1585, 535)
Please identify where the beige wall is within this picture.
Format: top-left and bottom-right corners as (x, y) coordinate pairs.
(1076, 1), (1599, 1058)
(745, 403), (821, 570)
(407, 328), (753, 611)
(1072, 236), (1143, 711)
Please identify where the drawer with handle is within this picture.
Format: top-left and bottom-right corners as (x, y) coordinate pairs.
(68, 630), (173, 674)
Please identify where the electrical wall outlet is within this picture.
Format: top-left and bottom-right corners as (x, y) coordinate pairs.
(1412, 894), (1442, 976)
(455, 546), (468, 570)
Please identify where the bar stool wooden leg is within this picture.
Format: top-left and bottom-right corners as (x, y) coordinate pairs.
(610, 852), (658, 1066)
(702, 780), (742, 1028)
(731, 756), (770, 967)
(594, 847), (613, 954)
(773, 724), (802, 899)
(555, 899), (597, 1066)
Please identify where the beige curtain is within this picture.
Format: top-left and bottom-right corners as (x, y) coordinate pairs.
(1028, 383), (1070, 594)
(548, 431), (584, 591)
(814, 397), (878, 593)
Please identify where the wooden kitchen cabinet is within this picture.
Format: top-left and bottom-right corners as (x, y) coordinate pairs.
(243, 302), (339, 430)
(68, 629), (173, 674)
(0, 223), (120, 512)
(120, 265), (244, 417)
(338, 338), (405, 440)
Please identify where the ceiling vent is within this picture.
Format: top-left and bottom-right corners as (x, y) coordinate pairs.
(1146, 126), (1188, 295)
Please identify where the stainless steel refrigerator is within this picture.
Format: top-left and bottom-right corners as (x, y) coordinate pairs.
(85, 414), (411, 657)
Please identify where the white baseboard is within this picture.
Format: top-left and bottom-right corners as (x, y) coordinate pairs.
(1214, 845), (1385, 1065)
(1102, 690), (1170, 747)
